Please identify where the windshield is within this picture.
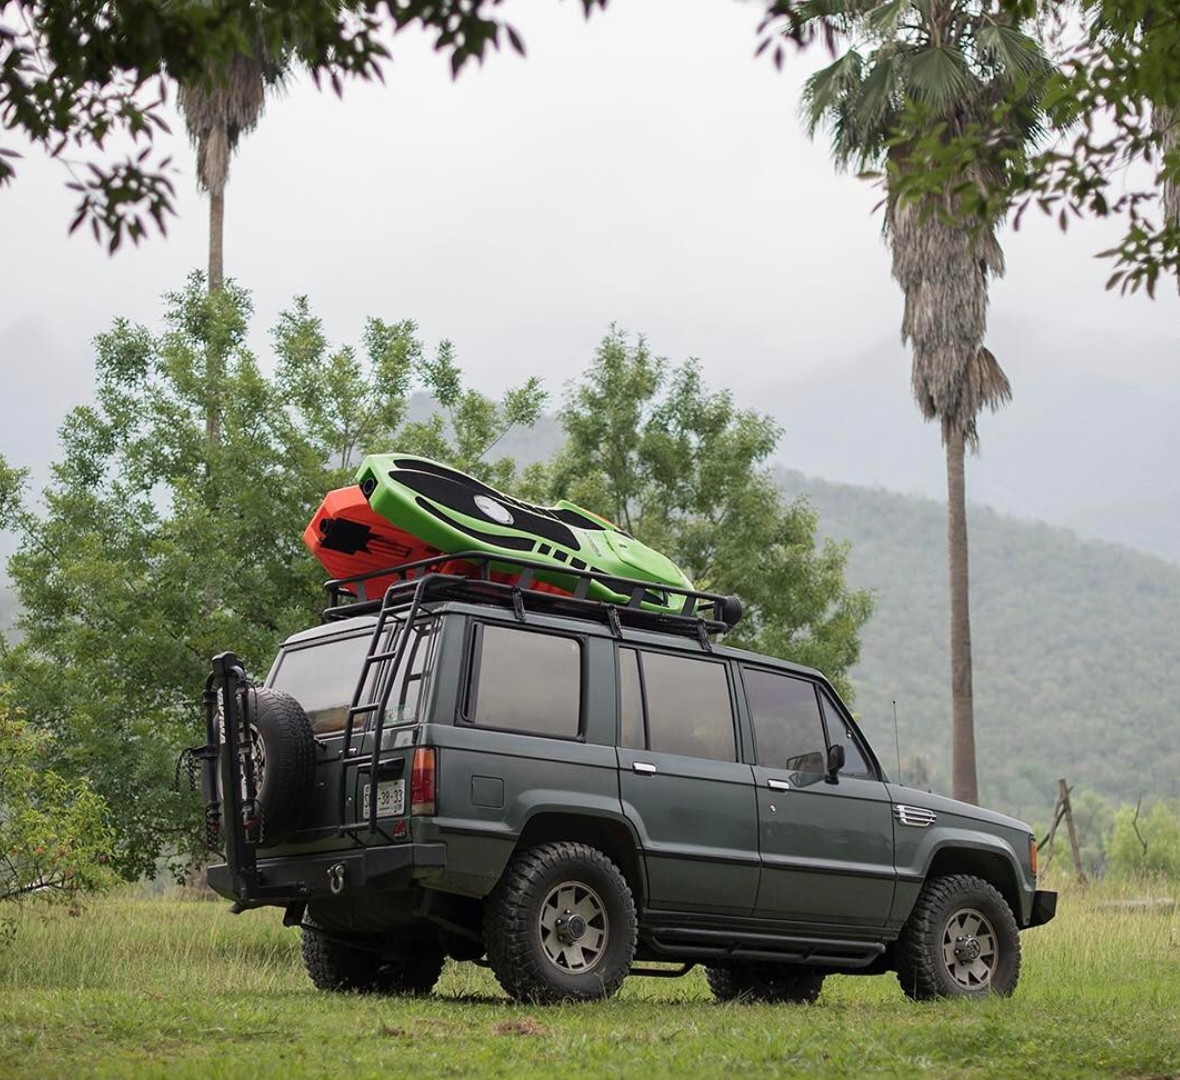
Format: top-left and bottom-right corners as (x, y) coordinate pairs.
(270, 620), (437, 734)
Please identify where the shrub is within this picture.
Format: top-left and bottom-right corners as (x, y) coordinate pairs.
(1107, 800), (1180, 881)
(0, 691), (116, 940)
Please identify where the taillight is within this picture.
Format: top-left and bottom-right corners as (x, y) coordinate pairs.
(411, 747), (436, 816)
(1029, 835), (1039, 878)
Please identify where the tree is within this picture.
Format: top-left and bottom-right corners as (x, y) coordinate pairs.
(178, 31), (286, 297)
(800, 0), (1049, 803)
(820, 0), (1180, 294)
(549, 328), (873, 699)
(0, 691), (115, 941)
(0, 273), (544, 877)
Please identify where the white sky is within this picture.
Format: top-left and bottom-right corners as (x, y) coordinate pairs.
(1, 0), (1177, 557)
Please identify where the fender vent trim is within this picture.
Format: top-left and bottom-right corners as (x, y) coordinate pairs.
(894, 804), (937, 828)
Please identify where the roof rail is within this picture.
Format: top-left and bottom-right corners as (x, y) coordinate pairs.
(321, 550), (742, 638)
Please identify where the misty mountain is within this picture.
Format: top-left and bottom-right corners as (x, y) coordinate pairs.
(778, 469), (1180, 820)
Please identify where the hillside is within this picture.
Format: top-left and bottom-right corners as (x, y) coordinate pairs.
(778, 469), (1180, 820)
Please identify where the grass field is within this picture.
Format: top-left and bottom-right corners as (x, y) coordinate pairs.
(0, 878), (1177, 1080)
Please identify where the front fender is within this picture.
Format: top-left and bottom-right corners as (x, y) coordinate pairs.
(888, 790), (1036, 929)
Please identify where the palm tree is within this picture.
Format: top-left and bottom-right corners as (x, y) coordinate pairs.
(178, 38), (286, 445)
(801, 0), (1049, 803)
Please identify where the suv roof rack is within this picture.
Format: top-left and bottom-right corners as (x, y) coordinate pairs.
(321, 550), (742, 639)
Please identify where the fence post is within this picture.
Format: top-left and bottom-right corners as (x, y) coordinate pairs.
(1058, 777), (1088, 885)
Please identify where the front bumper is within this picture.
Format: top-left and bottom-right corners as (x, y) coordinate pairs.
(206, 842), (447, 905)
(1026, 889), (1058, 928)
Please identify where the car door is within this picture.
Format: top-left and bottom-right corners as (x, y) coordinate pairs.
(741, 665), (896, 929)
(616, 646), (760, 916)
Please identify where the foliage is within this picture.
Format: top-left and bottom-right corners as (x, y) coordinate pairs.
(798, 0), (1049, 175)
(1107, 800), (1180, 880)
(0, 691), (115, 943)
(549, 328), (874, 699)
(795, 0), (1180, 294)
(0, 273), (543, 878)
(1, 888), (1179, 1078)
(779, 469), (1180, 819)
(0, 0), (618, 249)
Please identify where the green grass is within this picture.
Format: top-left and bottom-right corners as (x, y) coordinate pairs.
(1, 878), (1177, 1080)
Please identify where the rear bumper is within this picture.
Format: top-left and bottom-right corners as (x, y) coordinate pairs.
(1026, 889), (1057, 928)
(206, 842), (447, 906)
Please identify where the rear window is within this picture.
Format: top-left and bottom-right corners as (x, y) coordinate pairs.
(465, 624), (582, 738)
(271, 621), (436, 735)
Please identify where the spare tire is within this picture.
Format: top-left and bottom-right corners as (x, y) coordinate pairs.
(242, 688), (317, 846)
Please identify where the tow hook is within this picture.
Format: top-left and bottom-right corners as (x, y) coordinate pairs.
(327, 863), (347, 895)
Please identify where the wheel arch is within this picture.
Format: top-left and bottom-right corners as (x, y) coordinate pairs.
(922, 843), (1023, 922)
(513, 811), (647, 909)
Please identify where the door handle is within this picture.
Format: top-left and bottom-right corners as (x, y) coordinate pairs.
(767, 778), (790, 791)
(632, 762), (657, 775)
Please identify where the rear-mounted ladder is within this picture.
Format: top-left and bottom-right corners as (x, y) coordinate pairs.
(337, 576), (431, 835)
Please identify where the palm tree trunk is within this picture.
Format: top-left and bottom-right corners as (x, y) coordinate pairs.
(946, 429), (979, 804)
(206, 185), (225, 447)
(208, 187), (225, 293)
(1154, 105), (1180, 296)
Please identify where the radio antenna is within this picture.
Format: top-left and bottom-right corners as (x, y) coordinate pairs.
(892, 699), (903, 784)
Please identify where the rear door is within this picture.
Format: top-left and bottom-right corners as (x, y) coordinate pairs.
(266, 618), (438, 846)
(617, 646), (759, 916)
(742, 666), (896, 929)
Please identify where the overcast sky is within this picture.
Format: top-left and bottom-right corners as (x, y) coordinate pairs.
(2, 0), (1177, 559)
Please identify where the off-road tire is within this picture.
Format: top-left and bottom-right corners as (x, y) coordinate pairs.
(895, 873), (1021, 1000)
(706, 963), (825, 1004)
(484, 841), (636, 1004)
(246, 688), (316, 846)
(301, 921), (445, 995)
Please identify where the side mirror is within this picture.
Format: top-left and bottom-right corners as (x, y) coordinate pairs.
(825, 743), (846, 784)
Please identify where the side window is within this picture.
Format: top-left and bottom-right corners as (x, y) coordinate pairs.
(743, 668), (827, 775)
(640, 652), (735, 762)
(465, 624), (582, 737)
(819, 689), (872, 778)
(618, 648), (645, 750)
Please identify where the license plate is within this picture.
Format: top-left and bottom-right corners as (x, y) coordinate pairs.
(361, 779), (405, 819)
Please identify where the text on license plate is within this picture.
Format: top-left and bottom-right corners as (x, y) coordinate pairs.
(361, 779), (405, 819)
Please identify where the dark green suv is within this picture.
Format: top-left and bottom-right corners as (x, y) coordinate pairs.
(198, 552), (1055, 1004)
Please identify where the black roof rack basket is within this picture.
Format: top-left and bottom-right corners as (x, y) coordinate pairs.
(321, 550), (742, 639)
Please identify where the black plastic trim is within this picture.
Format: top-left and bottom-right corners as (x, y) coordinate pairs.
(1027, 889), (1057, 928)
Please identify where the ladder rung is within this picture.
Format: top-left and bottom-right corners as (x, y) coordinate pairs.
(365, 649), (402, 663)
(348, 702), (380, 715)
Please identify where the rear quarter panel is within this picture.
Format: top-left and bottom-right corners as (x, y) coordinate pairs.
(413, 617), (624, 898)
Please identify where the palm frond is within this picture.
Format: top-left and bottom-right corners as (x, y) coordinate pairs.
(803, 50), (865, 134)
(863, 0), (909, 40)
(177, 29), (290, 194)
(975, 21), (1050, 80)
(889, 194), (1009, 447)
(903, 45), (978, 112)
(855, 51), (902, 130)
